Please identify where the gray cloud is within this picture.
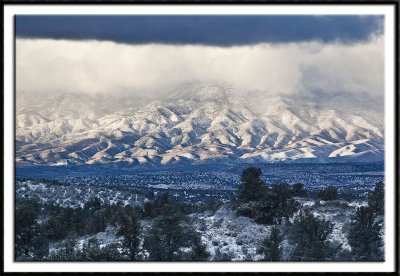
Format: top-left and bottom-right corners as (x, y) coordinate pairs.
(16, 36), (384, 99)
(16, 16), (383, 46)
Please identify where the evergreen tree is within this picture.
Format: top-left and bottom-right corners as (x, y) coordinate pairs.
(60, 207), (75, 232)
(45, 218), (67, 240)
(159, 191), (170, 206)
(258, 226), (282, 261)
(31, 232), (49, 260)
(78, 237), (102, 261)
(64, 237), (77, 260)
(288, 210), (336, 261)
(143, 201), (155, 218)
(198, 199), (223, 213)
(236, 170), (299, 225)
(84, 197), (102, 211)
(50, 237), (123, 261)
(213, 247), (232, 261)
(348, 206), (383, 261)
(143, 213), (190, 261)
(188, 235), (210, 261)
(368, 182), (384, 215)
(240, 198), (275, 224)
(237, 167), (267, 203)
(86, 209), (107, 234)
(49, 237), (77, 261)
(270, 184), (300, 224)
(143, 223), (166, 260)
(99, 243), (125, 261)
(15, 200), (41, 259)
(117, 208), (142, 261)
(291, 183), (307, 197)
(317, 186), (339, 201)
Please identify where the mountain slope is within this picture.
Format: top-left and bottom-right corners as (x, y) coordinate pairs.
(16, 84), (384, 166)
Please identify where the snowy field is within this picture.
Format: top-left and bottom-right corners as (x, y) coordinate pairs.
(44, 201), (372, 261)
(16, 161), (384, 200)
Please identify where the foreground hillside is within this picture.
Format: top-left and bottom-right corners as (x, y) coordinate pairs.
(15, 168), (384, 262)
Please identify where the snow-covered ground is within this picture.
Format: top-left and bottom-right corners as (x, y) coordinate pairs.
(16, 180), (145, 208)
(190, 199), (368, 261)
(49, 225), (123, 256)
(193, 206), (270, 261)
(17, 179), (382, 261)
(16, 84), (384, 167)
(40, 199), (377, 261)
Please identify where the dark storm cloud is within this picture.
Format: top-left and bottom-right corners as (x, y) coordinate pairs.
(16, 15), (383, 45)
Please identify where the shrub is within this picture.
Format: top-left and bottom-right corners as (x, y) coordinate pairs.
(317, 186), (339, 201)
(288, 210), (337, 261)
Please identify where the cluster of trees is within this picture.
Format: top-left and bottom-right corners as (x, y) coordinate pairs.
(15, 200), (48, 260)
(15, 167), (384, 262)
(254, 182), (384, 262)
(235, 167), (305, 224)
(46, 202), (143, 261)
(256, 208), (339, 261)
(347, 181), (384, 261)
(142, 193), (209, 261)
(236, 167), (383, 260)
(15, 192), (210, 261)
(50, 237), (124, 261)
(15, 197), (138, 260)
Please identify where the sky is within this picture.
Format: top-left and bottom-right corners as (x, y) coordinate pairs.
(16, 15), (382, 45)
(16, 15), (384, 99)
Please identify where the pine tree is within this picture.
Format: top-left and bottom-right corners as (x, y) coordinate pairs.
(291, 183), (307, 197)
(45, 217), (67, 240)
(188, 235), (210, 261)
(348, 206), (383, 261)
(237, 167), (267, 203)
(144, 214), (189, 261)
(15, 200), (41, 259)
(84, 197), (102, 211)
(31, 232), (49, 260)
(99, 243), (125, 261)
(143, 224), (165, 260)
(78, 237), (102, 261)
(317, 186), (339, 201)
(288, 210), (336, 261)
(49, 237), (77, 261)
(117, 208), (142, 261)
(258, 226), (282, 261)
(51, 237), (123, 261)
(86, 209), (107, 234)
(64, 237), (77, 260)
(236, 169), (300, 225)
(213, 247), (232, 261)
(271, 184), (300, 224)
(368, 182), (384, 215)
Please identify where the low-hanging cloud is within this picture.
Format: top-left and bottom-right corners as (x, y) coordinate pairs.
(16, 36), (384, 99)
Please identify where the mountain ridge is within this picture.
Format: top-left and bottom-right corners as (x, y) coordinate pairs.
(16, 84), (384, 167)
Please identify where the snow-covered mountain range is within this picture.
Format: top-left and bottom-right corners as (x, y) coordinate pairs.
(16, 83), (384, 166)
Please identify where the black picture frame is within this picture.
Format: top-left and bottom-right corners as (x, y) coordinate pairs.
(2, 0), (399, 274)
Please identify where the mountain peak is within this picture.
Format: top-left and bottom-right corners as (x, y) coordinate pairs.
(166, 82), (232, 102)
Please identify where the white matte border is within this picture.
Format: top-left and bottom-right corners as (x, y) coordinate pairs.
(3, 4), (397, 273)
